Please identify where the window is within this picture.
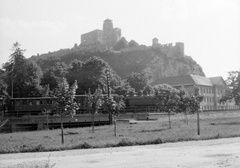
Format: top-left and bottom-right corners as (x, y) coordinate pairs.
(29, 101), (33, 106)
(23, 100), (27, 105)
(36, 100), (43, 105)
(47, 99), (52, 104)
(15, 101), (20, 106)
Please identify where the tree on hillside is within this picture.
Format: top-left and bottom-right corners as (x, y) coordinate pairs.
(3, 42), (42, 97)
(220, 71), (240, 106)
(52, 78), (79, 144)
(128, 40), (139, 48)
(113, 37), (128, 51)
(113, 82), (132, 96)
(154, 84), (180, 129)
(41, 62), (69, 91)
(126, 72), (148, 93)
(84, 88), (103, 133)
(66, 60), (83, 89)
(69, 56), (121, 94)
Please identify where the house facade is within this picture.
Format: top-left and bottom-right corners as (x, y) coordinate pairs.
(151, 74), (239, 111)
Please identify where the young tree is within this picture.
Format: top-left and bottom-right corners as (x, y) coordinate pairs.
(52, 78), (79, 144)
(178, 86), (191, 124)
(192, 86), (204, 135)
(154, 84), (180, 129)
(220, 71), (240, 106)
(84, 88), (103, 133)
(103, 96), (125, 136)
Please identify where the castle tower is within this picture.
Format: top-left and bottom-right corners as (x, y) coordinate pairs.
(175, 42), (185, 56)
(103, 19), (114, 48)
(152, 38), (159, 46)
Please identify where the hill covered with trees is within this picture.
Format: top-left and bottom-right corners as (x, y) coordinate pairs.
(30, 42), (205, 83)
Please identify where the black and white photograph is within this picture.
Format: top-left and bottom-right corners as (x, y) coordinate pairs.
(0, 0), (240, 167)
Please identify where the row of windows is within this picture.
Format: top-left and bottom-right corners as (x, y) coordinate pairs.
(15, 100), (53, 106)
(203, 105), (239, 111)
(203, 96), (214, 102)
(200, 87), (225, 94)
(200, 87), (213, 94)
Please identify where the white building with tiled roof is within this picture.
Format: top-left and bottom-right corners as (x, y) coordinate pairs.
(151, 74), (238, 111)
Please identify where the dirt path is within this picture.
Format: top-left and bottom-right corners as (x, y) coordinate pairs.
(1, 137), (240, 168)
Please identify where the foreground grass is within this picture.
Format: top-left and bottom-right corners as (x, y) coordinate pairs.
(0, 110), (240, 154)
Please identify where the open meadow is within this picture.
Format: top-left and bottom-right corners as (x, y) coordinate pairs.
(0, 110), (240, 154)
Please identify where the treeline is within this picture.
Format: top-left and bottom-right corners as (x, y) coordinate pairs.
(0, 42), (158, 99)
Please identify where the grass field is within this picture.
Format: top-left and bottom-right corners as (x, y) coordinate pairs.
(0, 110), (240, 154)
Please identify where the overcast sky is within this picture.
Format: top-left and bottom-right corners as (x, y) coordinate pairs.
(0, 0), (239, 79)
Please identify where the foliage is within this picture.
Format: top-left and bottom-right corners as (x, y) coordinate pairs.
(67, 56), (121, 94)
(3, 42), (43, 97)
(52, 78), (79, 116)
(154, 84), (180, 128)
(126, 72), (148, 92)
(52, 78), (79, 144)
(220, 71), (240, 106)
(41, 62), (68, 90)
(84, 87), (103, 133)
(113, 82), (132, 96)
(143, 84), (153, 96)
(0, 69), (8, 98)
(84, 88), (103, 115)
(113, 37), (128, 51)
(154, 84), (180, 113)
(103, 96), (125, 117)
(128, 40), (139, 48)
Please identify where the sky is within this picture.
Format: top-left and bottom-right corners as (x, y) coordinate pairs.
(0, 0), (239, 79)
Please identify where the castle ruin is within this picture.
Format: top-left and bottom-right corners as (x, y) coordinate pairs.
(80, 19), (121, 50)
(152, 37), (185, 57)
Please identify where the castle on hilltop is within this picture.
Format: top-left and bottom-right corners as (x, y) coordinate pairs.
(79, 19), (185, 57)
(80, 19), (121, 50)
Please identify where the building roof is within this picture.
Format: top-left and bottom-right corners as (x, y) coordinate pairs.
(104, 18), (112, 22)
(151, 74), (213, 87)
(209, 76), (226, 86)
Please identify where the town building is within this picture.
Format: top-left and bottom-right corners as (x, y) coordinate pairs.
(80, 19), (121, 50)
(151, 74), (238, 111)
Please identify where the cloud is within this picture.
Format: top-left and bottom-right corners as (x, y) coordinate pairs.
(0, 17), (67, 38)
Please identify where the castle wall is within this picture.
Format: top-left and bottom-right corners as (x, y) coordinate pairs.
(81, 29), (103, 46)
(152, 38), (185, 57)
(80, 19), (121, 50)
